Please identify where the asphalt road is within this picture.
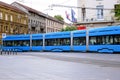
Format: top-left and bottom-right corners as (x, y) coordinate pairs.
(0, 52), (120, 80)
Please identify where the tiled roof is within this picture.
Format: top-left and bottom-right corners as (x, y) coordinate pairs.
(12, 2), (64, 24)
(12, 2), (46, 17)
(0, 1), (26, 14)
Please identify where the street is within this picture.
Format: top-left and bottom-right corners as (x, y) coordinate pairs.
(0, 52), (120, 80)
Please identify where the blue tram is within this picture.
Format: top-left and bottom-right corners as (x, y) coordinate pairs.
(2, 25), (120, 53)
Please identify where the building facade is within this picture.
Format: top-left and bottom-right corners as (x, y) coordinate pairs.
(45, 16), (64, 33)
(77, 0), (119, 28)
(12, 2), (64, 33)
(12, 2), (46, 33)
(0, 1), (28, 45)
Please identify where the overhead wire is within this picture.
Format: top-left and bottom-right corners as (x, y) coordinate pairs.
(51, 4), (114, 10)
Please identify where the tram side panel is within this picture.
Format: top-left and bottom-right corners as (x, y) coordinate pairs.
(31, 34), (43, 51)
(89, 26), (120, 53)
(44, 32), (71, 52)
(72, 30), (87, 52)
(3, 34), (31, 52)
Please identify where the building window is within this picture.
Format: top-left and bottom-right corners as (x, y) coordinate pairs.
(31, 20), (33, 24)
(5, 14), (8, 20)
(24, 20), (26, 24)
(0, 12), (2, 19)
(29, 19), (30, 23)
(96, 5), (104, 20)
(0, 25), (1, 32)
(10, 15), (13, 21)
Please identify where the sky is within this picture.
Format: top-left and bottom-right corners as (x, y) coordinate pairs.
(0, 0), (77, 23)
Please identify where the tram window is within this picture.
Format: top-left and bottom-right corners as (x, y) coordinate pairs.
(73, 38), (79, 45)
(101, 36), (106, 44)
(73, 37), (86, 45)
(45, 39), (53, 46)
(106, 36), (109, 44)
(114, 35), (120, 44)
(14, 41), (20, 46)
(100, 36), (113, 45)
(63, 38), (70, 45)
(57, 39), (62, 45)
(22, 40), (30, 46)
(3, 41), (7, 46)
(45, 38), (70, 46)
(9, 41), (13, 46)
(80, 38), (85, 45)
(3, 41), (13, 46)
(90, 35), (114, 45)
(53, 39), (57, 46)
(32, 40), (42, 46)
(3, 41), (6, 46)
(96, 36), (102, 45)
(14, 41), (18, 46)
(14, 40), (30, 46)
(3, 40), (30, 46)
(18, 41), (23, 46)
(54, 39), (63, 46)
(25, 40), (29, 46)
(89, 37), (97, 45)
(105, 36), (113, 44)
(110, 36), (114, 44)
(100, 36), (109, 45)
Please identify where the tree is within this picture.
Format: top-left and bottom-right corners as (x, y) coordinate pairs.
(114, 4), (120, 20)
(54, 15), (64, 21)
(61, 26), (77, 31)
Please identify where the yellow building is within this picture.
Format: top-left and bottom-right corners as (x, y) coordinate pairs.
(0, 1), (28, 45)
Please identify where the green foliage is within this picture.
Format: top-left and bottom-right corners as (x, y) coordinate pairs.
(54, 15), (64, 21)
(61, 26), (77, 31)
(114, 4), (120, 20)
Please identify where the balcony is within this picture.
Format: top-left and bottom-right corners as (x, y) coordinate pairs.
(31, 23), (37, 27)
(78, 16), (115, 24)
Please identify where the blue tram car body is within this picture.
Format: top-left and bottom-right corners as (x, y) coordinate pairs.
(44, 31), (71, 52)
(89, 26), (120, 53)
(72, 30), (86, 52)
(3, 34), (30, 51)
(31, 34), (43, 51)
